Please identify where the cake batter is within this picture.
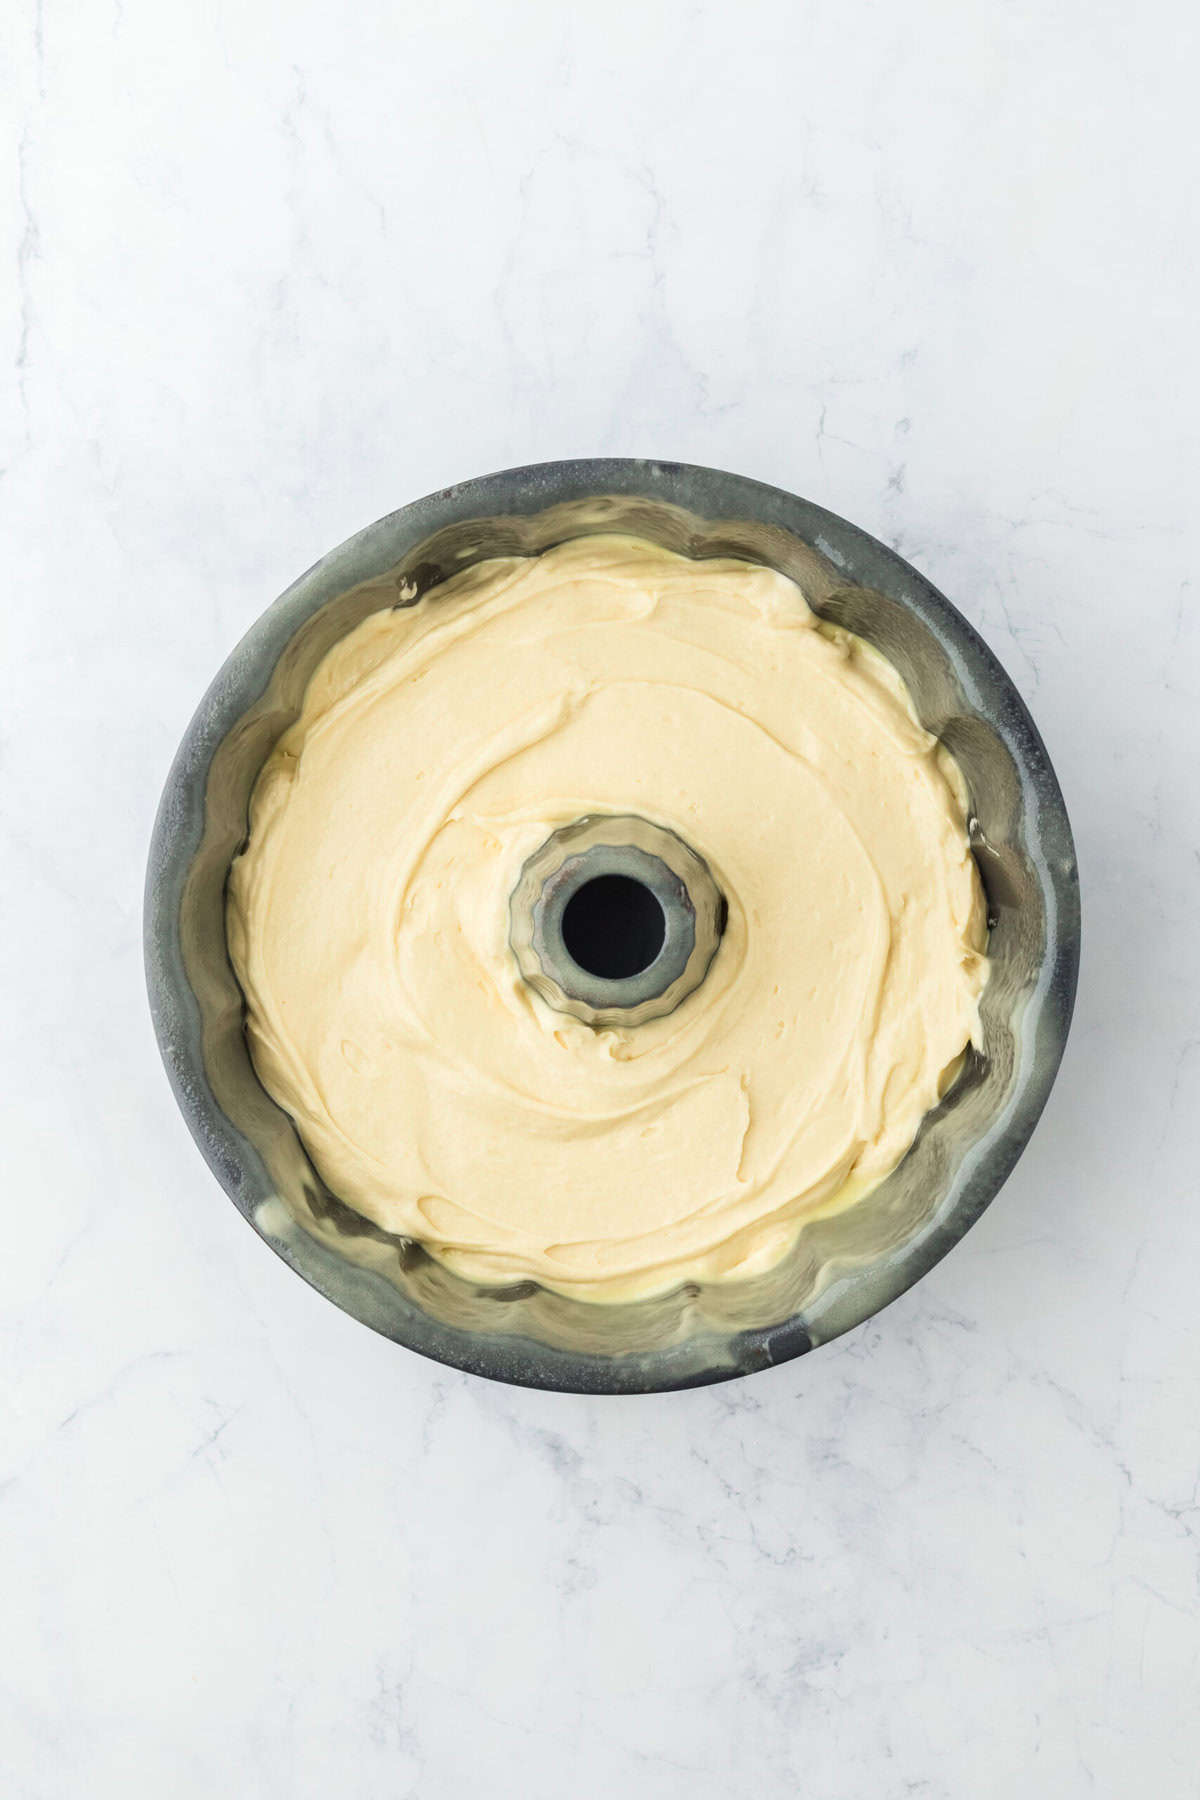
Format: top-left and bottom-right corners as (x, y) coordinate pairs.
(227, 536), (988, 1300)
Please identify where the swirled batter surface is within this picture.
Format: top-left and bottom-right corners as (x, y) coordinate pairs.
(228, 537), (987, 1300)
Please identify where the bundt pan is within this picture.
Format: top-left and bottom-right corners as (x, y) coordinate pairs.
(145, 460), (1079, 1393)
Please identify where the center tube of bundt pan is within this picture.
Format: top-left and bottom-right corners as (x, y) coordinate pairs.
(509, 814), (726, 1029)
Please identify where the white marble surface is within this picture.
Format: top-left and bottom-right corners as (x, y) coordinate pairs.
(4, 1), (1199, 1793)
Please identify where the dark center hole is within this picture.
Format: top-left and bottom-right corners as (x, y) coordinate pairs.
(561, 875), (666, 981)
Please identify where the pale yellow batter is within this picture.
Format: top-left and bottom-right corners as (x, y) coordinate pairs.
(228, 536), (987, 1300)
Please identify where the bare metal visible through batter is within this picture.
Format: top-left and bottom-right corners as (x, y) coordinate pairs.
(227, 536), (988, 1301)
